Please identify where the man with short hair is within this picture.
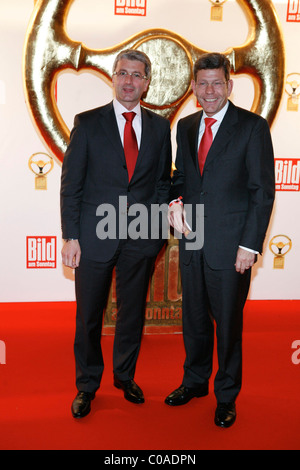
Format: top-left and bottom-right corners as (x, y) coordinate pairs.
(165, 53), (275, 428)
(61, 49), (172, 418)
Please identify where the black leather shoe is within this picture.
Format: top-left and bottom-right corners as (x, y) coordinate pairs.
(114, 378), (145, 404)
(165, 384), (209, 406)
(214, 402), (236, 428)
(71, 391), (95, 418)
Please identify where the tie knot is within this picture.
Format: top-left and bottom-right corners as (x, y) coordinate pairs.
(204, 117), (217, 129)
(123, 112), (136, 122)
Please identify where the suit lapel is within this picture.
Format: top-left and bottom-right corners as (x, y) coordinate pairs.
(187, 112), (202, 172)
(187, 111), (203, 176)
(130, 107), (153, 181)
(186, 102), (239, 176)
(98, 104), (154, 181)
(98, 102), (127, 166)
(204, 101), (239, 169)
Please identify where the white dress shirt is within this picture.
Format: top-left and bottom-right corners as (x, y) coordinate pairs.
(113, 99), (142, 149)
(197, 101), (229, 149)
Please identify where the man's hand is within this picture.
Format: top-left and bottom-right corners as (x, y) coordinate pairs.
(62, 239), (81, 269)
(235, 247), (256, 274)
(168, 203), (190, 235)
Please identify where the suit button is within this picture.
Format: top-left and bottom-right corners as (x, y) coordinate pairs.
(200, 191), (206, 196)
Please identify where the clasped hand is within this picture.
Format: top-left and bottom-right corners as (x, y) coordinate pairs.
(168, 203), (190, 236)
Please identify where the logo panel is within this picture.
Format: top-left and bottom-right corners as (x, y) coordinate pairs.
(287, 0), (300, 22)
(115, 0), (147, 16)
(275, 159), (300, 191)
(26, 236), (57, 269)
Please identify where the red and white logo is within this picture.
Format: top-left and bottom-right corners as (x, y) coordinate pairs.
(275, 159), (300, 191)
(287, 0), (300, 22)
(26, 236), (57, 269)
(115, 0), (147, 16)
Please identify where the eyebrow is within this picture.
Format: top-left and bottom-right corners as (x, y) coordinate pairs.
(118, 68), (143, 73)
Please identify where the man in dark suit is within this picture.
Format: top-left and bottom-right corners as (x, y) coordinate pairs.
(61, 49), (172, 418)
(165, 53), (275, 428)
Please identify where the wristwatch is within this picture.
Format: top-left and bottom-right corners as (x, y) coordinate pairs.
(64, 238), (78, 242)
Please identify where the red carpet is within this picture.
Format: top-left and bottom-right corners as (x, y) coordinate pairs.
(0, 300), (300, 450)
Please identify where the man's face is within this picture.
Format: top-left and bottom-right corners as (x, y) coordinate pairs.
(191, 68), (233, 117)
(112, 58), (150, 110)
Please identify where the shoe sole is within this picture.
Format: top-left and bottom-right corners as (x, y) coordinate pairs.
(124, 394), (145, 404)
(114, 382), (145, 404)
(165, 390), (208, 406)
(214, 416), (236, 428)
(71, 404), (91, 419)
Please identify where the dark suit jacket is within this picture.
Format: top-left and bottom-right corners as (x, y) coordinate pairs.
(171, 101), (275, 269)
(61, 101), (172, 262)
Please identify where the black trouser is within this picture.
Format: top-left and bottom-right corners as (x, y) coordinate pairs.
(180, 249), (251, 403)
(74, 240), (155, 394)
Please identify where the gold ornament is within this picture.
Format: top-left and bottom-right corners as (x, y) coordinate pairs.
(23, 0), (285, 164)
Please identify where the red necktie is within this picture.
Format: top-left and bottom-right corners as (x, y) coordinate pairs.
(198, 118), (217, 175)
(123, 112), (138, 181)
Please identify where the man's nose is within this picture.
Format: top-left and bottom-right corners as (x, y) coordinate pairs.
(125, 73), (134, 83)
(206, 83), (214, 92)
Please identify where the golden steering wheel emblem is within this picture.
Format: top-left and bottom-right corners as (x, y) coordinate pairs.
(285, 73), (300, 110)
(28, 152), (54, 190)
(269, 235), (292, 269)
(23, 0), (285, 164)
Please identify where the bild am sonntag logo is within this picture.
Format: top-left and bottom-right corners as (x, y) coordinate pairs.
(115, 0), (147, 16)
(26, 236), (57, 269)
(287, 0), (300, 22)
(275, 159), (300, 191)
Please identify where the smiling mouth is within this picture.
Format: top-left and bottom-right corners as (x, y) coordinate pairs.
(123, 87), (135, 93)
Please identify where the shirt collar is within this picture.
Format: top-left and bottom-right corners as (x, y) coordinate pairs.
(113, 99), (142, 118)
